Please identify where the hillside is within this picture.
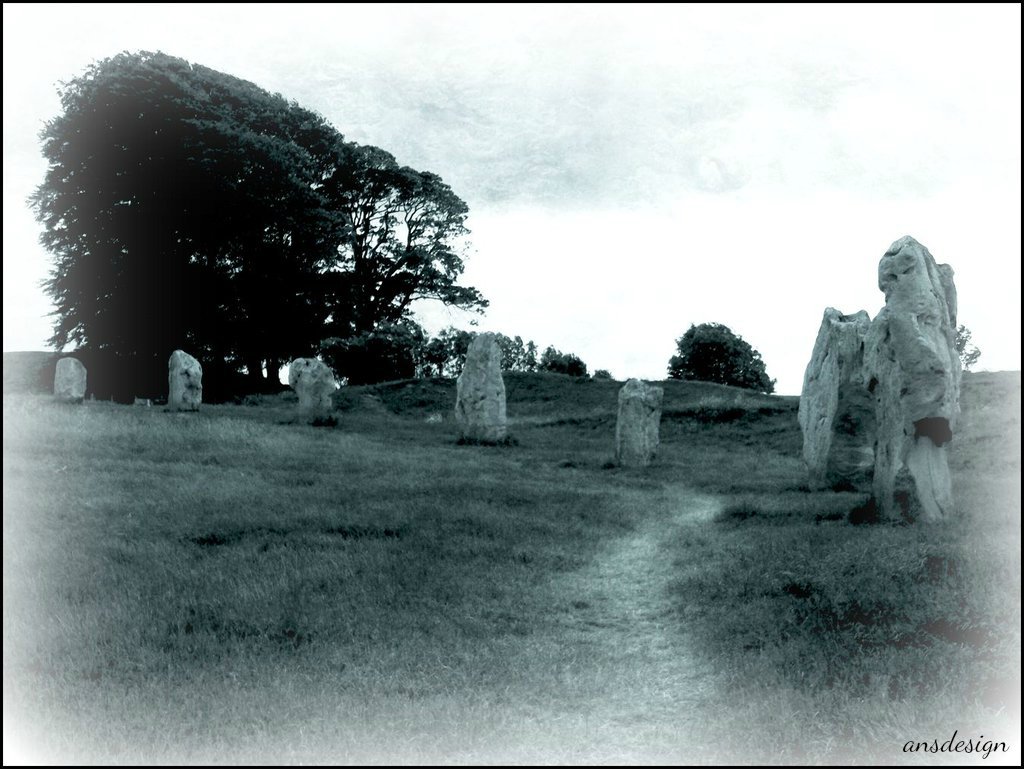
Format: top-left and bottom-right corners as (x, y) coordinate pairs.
(2, 367), (1020, 764)
(2, 350), (59, 395)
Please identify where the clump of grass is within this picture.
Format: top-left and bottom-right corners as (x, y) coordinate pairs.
(455, 434), (519, 447)
(309, 415), (338, 428)
(716, 491), (870, 526)
(848, 496), (883, 525)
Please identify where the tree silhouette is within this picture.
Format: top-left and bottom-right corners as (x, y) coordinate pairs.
(32, 51), (339, 396)
(32, 52), (487, 398)
(320, 144), (487, 339)
(540, 346), (588, 377)
(668, 323), (774, 393)
(954, 325), (982, 371)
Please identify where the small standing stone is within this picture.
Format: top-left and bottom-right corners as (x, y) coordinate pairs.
(616, 379), (663, 467)
(168, 350), (202, 412)
(455, 333), (507, 443)
(288, 358), (337, 422)
(54, 357), (87, 403)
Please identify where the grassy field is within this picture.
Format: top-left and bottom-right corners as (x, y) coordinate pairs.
(3, 367), (1020, 764)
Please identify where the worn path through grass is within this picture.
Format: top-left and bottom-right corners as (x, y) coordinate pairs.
(561, 485), (720, 643)
(524, 485), (729, 762)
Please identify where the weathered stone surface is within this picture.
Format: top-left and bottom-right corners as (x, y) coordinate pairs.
(455, 333), (507, 443)
(168, 350), (202, 412)
(798, 308), (875, 490)
(53, 357), (87, 403)
(865, 236), (961, 522)
(288, 358), (337, 422)
(615, 379), (663, 467)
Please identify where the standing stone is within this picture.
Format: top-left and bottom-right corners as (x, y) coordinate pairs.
(798, 308), (875, 490)
(455, 333), (507, 443)
(615, 379), (663, 467)
(53, 357), (87, 403)
(168, 350), (202, 412)
(865, 236), (961, 522)
(288, 358), (337, 422)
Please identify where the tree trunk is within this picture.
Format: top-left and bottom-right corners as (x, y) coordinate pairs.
(265, 358), (281, 387)
(245, 356), (264, 389)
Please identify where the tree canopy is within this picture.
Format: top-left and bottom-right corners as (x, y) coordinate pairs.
(667, 323), (775, 393)
(540, 346), (588, 377)
(32, 51), (486, 398)
(320, 145), (486, 338)
(318, 325), (560, 384)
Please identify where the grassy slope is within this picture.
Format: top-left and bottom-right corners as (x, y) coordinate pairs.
(3, 371), (1020, 764)
(2, 351), (58, 395)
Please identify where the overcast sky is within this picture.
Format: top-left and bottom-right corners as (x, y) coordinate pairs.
(3, 3), (1020, 393)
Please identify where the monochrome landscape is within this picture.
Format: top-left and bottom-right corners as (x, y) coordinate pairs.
(3, 4), (1020, 765)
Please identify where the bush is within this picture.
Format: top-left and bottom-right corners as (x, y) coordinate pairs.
(320, 321), (426, 385)
(954, 325), (982, 371)
(667, 323), (775, 393)
(540, 346), (588, 377)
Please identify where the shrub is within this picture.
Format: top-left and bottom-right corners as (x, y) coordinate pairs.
(320, 321), (426, 385)
(667, 323), (775, 393)
(954, 325), (982, 371)
(540, 346), (588, 377)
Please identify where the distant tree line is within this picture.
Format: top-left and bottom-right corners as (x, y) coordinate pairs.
(32, 51), (486, 400)
(319, 323), (592, 384)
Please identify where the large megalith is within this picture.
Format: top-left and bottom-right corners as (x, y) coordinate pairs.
(615, 379), (663, 467)
(53, 357), (87, 403)
(798, 308), (875, 490)
(455, 333), (507, 443)
(168, 350), (202, 412)
(865, 236), (961, 522)
(289, 358), (337, 422)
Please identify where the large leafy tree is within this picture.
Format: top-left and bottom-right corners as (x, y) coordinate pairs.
(33, 52), (486, 397)
(320, 144), (488, 338)
(32, 51), (340, 396)
(668, 323), (775, 393)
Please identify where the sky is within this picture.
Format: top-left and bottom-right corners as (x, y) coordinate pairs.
(3, 3), (1021, 394)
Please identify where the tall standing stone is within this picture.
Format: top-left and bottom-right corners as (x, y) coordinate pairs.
(53, 357), (87, 403)
(798, 308), (875, 490)
(615, 379), (663, 467)
(865, 236), (961, 522)
(288, 358), (337, 422)
(168, 350), (202, 412)
(455, 333), (507, 443)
